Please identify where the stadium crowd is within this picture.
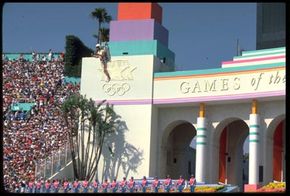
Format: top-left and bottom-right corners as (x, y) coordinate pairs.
(3, 52), (80, 192)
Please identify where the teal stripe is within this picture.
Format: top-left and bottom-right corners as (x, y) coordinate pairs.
(154, 62), (285, 78)
(233, 51), (285, 60)
(242, 47), (285, 55)
(196, 142), (206, 145)
(197, 128), (206, 131)
(249, 132), (259, 135)
(249, 139), (259, 143)
(250, 125), (260, 128)
(196, 135), (206, 138)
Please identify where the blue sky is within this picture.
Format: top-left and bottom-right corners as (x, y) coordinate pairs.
(3, 2), (253, 153)
(3, 3), (256, 70)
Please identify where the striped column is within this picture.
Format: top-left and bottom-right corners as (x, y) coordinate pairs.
(195, 103), (207, 183)
(248, 100), (260, 185)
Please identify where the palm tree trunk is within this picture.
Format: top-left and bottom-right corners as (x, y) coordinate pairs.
(84, 123), (92, 179)
(98, 20), (101, 44)
(88, 132), (105, 180)
(64, 113), (79, 180)
(76, 120), (81, 179)
(86, 124), (97, 180)
(80, 116), (85, 179)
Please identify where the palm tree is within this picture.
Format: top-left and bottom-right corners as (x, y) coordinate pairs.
(93, 28), (110, 43)
(61, 93), (119, 181)
(91, 8), (112, 44)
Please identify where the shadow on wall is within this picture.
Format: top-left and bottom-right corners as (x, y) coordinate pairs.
(99, 118), (144, 182)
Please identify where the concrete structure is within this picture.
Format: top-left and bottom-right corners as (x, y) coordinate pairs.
(256, 3), (286, 49)
(79, 3), (285, 191)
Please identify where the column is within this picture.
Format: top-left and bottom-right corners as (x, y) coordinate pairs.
(245, 99), (261, 191)
(195, 103), (207, 183)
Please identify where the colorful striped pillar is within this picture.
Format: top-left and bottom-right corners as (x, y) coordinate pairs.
(248, 100), (260, 185)
(195, 103), (207, 183)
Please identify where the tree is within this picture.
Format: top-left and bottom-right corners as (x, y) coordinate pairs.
(61, 94), (119, 181)
(93, 28), (110, 43)
(91, 8), (112, 44)
(64, 35), (94, 77)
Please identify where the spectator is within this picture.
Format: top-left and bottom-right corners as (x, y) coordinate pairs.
(3, 57), (80, 192)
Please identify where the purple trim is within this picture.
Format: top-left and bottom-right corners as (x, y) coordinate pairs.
(109, 19), (168, 46)
(95, 99), (152, 105)
(153, 90), (285, 104)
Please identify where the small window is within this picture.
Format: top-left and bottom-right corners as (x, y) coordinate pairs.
(122, 52), (128, 55)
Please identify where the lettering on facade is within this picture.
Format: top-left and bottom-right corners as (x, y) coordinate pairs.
(180, 71), (285, 94)
(99, 60), (136, 96)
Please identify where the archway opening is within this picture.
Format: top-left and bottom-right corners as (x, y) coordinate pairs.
(165, 122), (196, 179)
(273, 119), (285, 182)
(218, 119), (248, 190)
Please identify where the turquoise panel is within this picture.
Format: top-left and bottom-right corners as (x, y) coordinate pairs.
(11, 103), (36, 112)
(64, 77), (81, 85)
(108, 40), (175, 66)
(108, 40), (175, 61)
(109, 40), (157, 56)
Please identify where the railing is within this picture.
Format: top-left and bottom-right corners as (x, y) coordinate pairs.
(35, 142), (71, 180)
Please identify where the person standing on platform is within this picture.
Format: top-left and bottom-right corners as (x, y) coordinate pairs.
(141, 176), (148, 193)
(82, 178), (89, 193)
(45, 179), (51, 193)
(92, 179), (99, 193)
(110, 179), (118, 193)
(52, 179), (60, 193)
(35, 179), (42, 193)
(120, 177), (127, 193)
(28, 179), (34, 193)
(63, 179), (70, 193)
(93, 44), (111, 82)
(164, 175), (172, 192)
(177, 175), (185, 192)
(189, 174), (196, 193)
(128, 176), (135, 193)
(102, 179), (109, 193)
(73, 179), (80, 193)
(152, 176), (160, 193)
(20, 180), (26, 193)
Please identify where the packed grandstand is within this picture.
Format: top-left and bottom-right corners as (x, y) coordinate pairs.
(3, 52), (79, 192)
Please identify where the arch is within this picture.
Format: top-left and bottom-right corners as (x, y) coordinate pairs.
(265, 114), (285, 182)
(160, 120), (196, 179)
(212, 117), (249, 190)
(266, 114), (285, 138)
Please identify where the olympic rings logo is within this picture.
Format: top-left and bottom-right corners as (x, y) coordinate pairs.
(103, 83), (131, 96)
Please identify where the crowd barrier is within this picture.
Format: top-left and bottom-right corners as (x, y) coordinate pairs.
(35, 142), (71, 180)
